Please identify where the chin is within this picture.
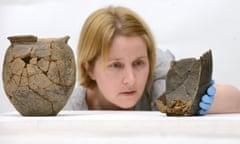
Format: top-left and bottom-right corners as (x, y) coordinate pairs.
(118, 102), (136, 110)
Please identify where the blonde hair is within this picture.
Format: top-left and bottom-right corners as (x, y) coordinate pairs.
(77, 6), (156, 88)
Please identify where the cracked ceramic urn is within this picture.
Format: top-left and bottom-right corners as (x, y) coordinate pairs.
(2, 35), (76, 116)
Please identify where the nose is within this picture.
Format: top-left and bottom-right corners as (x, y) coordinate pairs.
(122, 67), (136, 86)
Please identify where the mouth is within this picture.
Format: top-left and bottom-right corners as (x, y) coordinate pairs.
(120, 90), (136, 96)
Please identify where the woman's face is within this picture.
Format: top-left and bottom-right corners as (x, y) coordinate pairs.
(90, 35), (149, 109)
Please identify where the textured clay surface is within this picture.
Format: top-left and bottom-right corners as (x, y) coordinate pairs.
(3, 35), (76, 116)
(156, 50), (212, 116)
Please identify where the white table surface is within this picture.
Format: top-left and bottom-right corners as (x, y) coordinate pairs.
(1, 110), (240, 144)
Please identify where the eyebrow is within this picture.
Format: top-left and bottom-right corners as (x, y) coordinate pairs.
(108, 56), (148, 61)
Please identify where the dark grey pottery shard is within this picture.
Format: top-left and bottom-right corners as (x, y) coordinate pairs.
(156, 50), (212, 116)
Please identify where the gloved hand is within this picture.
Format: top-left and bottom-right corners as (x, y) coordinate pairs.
(198, 80), (216, 115)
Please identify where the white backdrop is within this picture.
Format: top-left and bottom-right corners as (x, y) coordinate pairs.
(1, 0), (240, 112)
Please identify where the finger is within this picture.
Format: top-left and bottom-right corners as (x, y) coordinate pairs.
(201, 94), (214, 104)
(199, 102), (211, 111)
(198, 109), (207, 116)
(210, 80), (215, 85)
(207, 86), (216, 96)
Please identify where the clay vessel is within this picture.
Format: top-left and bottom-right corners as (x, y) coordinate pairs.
(156, 50), (212, 116)
(2, 35), (76, 116)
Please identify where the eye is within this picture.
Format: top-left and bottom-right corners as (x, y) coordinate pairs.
(133, 60), (145, 67)
(109, 62), (123, 69)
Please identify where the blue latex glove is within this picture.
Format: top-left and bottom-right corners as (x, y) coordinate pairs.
(198, 80), (216, 115)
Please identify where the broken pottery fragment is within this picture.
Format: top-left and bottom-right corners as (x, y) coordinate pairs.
(2, 35), (76, 116)
(156, 50), (212, 116)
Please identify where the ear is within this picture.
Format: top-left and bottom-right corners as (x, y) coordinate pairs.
(83, 62), (96, 80)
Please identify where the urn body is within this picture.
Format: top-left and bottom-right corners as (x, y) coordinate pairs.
(2, 35), (76, 116)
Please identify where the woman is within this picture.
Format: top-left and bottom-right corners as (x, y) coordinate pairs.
(64, 6), (240, 115)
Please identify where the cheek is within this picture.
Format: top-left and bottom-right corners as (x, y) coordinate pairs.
(94, 69), (120, 93)
(97, 74), (118, 88)
(136, 66), (149, 84)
